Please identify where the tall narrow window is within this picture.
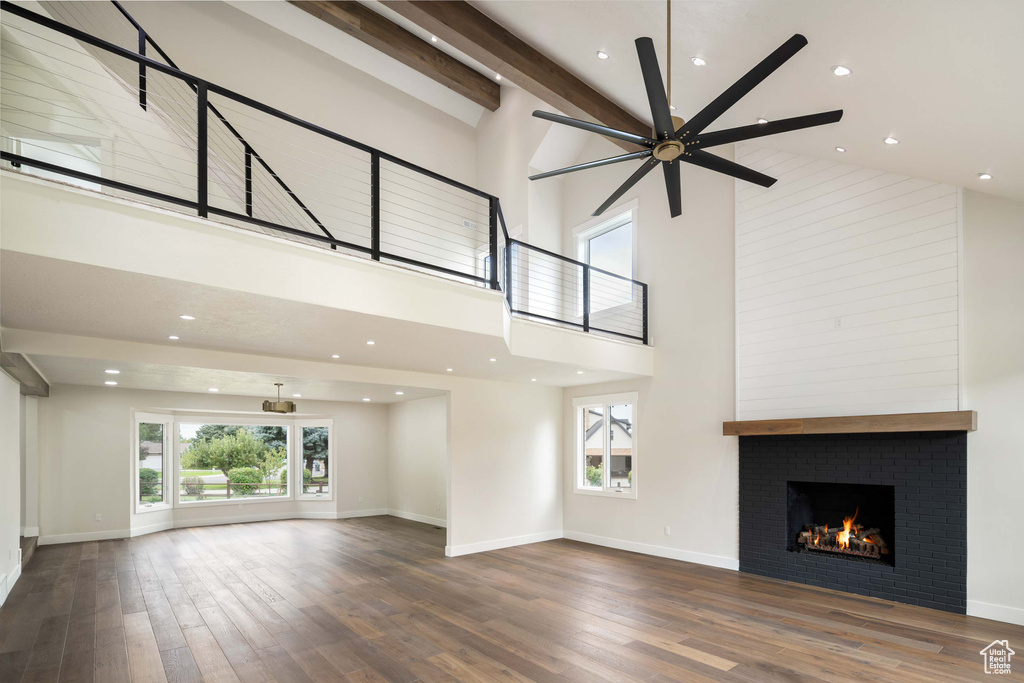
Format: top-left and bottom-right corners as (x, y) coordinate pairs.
(575, 208), (637, 314)
(178, 423), (289, 503)
(298, 421), (332, 499)
(135, 412), (172, 512)
(573, 393), (638, 498)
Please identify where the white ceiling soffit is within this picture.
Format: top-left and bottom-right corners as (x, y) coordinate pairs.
(27, 354), (443, 404)
(226, 1), (486, 127)
(471, 0), (1024, 201)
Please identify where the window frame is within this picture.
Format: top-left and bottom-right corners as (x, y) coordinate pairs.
(572, 201), (639, 318)
(295, 419), (334, 501)
(133, 411), (173, 514)
(571, 392), (638, 499)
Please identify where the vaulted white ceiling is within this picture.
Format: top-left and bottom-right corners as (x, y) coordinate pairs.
(471, 0), (1023, 201)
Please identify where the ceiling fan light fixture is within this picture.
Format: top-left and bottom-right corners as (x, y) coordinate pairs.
(832, 65), (851, 76)
(690, 56), (706, 66)
(263, 382), (297, 414)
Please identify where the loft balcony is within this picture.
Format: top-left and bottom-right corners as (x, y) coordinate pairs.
(0, 1), (650, 358)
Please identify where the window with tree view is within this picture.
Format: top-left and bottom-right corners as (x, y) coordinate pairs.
(300, 425), (330, 497)
(138, 421), (167, 508)
(179, 423), (289, 502)
(574, 393), (637, 498)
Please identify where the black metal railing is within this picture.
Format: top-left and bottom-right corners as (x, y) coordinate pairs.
(0, 1), (648, 344)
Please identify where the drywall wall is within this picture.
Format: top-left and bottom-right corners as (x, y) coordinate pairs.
(120, 1), (478, 187)
(734, 145), (961, 419)
(448, 380), (562, 555)
(386, 395), (448, 526)
(0, 370), (21, 604)
(962, 190), (1024, 625)
(19, 395), (38, 537)
(35, 384), (389, 544)
(560, 136), (738, 568)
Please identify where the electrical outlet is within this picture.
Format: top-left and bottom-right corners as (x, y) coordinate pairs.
(664, 525), (671, 536)
(95, 513), (102, 521)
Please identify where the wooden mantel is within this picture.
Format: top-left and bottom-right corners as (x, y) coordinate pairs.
(723, 411), (977, 436)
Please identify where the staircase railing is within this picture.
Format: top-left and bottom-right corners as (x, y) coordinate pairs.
(0, 0), (648, 344)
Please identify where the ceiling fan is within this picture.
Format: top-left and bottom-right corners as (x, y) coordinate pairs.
(529, 32), (843, 218)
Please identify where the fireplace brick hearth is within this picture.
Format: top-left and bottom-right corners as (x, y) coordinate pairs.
(738, 431), (967, 613)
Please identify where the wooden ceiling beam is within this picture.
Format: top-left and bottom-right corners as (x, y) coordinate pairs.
(290, 0), (500, 111)
(380, 0), (650, 151)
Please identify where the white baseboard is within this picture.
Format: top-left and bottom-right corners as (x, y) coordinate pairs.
(0, 564), (20, 607)
(40, 509), (392, 544)
(388, 509), (447, 528)
(968, 600), (1024, 627)
(20, 527), (39, 538)
(563, 530), (740, 571)
(446, 530), (561, 557)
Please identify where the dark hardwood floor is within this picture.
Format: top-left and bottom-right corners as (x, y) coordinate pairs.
(0, 516), (1020, 682)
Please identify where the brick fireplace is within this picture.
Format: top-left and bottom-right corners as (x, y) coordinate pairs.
(727, 413), (974, 614)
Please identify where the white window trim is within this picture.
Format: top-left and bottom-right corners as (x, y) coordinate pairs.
(295, 418), (334, 501)
(572, 198), (639, 278)
(572, 391), (638, 500)
(133, 411), (172, 514)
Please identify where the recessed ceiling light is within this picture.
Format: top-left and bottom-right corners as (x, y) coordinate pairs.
(208, 388), (218, 392)
(691, 56), (706, 66)
(978, 172), (992, 180)
(489, 358), (497, 362)
(366, 340), (375, 345)
(495, 73), (502, 81)
(835, 146), (846, 153)
(596, 50), (608, 60)
(292, 393), (302, 398)
(395, 391), (404, 395)
(105, 369), (120, 374)
(104, 380), (117, 386)
(531, 378), (537, 382)
(757, 118), (768, 124)
(884, 137), (899, 145)
(446, 368), (453, 372)
(577, 370), (584, 375)
(362, 398), (371, 402)
(168, 335), (179, 340)
(331, 354), (340, 359)
(179, 314), (195, 320)
(832, 65), (851, 77)
(430, 35), (438, 43)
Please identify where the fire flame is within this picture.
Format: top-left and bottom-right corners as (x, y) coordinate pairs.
(836, 507), (859, 549)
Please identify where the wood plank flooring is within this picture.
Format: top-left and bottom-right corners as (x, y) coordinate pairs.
(1, 516), (1021, 682)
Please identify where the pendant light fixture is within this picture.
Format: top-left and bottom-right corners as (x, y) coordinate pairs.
(262, 382), (297, 414)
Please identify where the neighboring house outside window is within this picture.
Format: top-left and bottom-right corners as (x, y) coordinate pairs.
(573, 392), (638, 498)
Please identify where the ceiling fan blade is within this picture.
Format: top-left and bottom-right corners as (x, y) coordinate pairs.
(683, 149), (777, 188)
(529, 150), (652, 181)
(678, 34), (808, 139)
(533, 110), (654, 147)
(635, 37), (675, 140)
(592, 156), (660, 216)
(691, 110), (843, 149)
(662, 160), (681, 218)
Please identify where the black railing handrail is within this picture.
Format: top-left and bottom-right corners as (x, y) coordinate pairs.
(1, 0), (649, 344)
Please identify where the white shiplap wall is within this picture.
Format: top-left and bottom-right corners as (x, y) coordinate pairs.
(735, 145), (962, 420)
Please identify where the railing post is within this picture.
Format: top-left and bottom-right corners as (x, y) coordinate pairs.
(226, 480), (231, 499)
(244, 144), (253, 218)
(196, 81), (208, 218)
(505, 241), (514, 310)
(488, 197), (499, 290)
(583, 264), (591, 333)
(641, 282), (649, 345)
(137, 28), (146, 110)
(370, 152), (380, 261)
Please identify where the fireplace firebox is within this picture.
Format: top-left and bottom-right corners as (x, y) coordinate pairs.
(787, 482), (895, 565)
